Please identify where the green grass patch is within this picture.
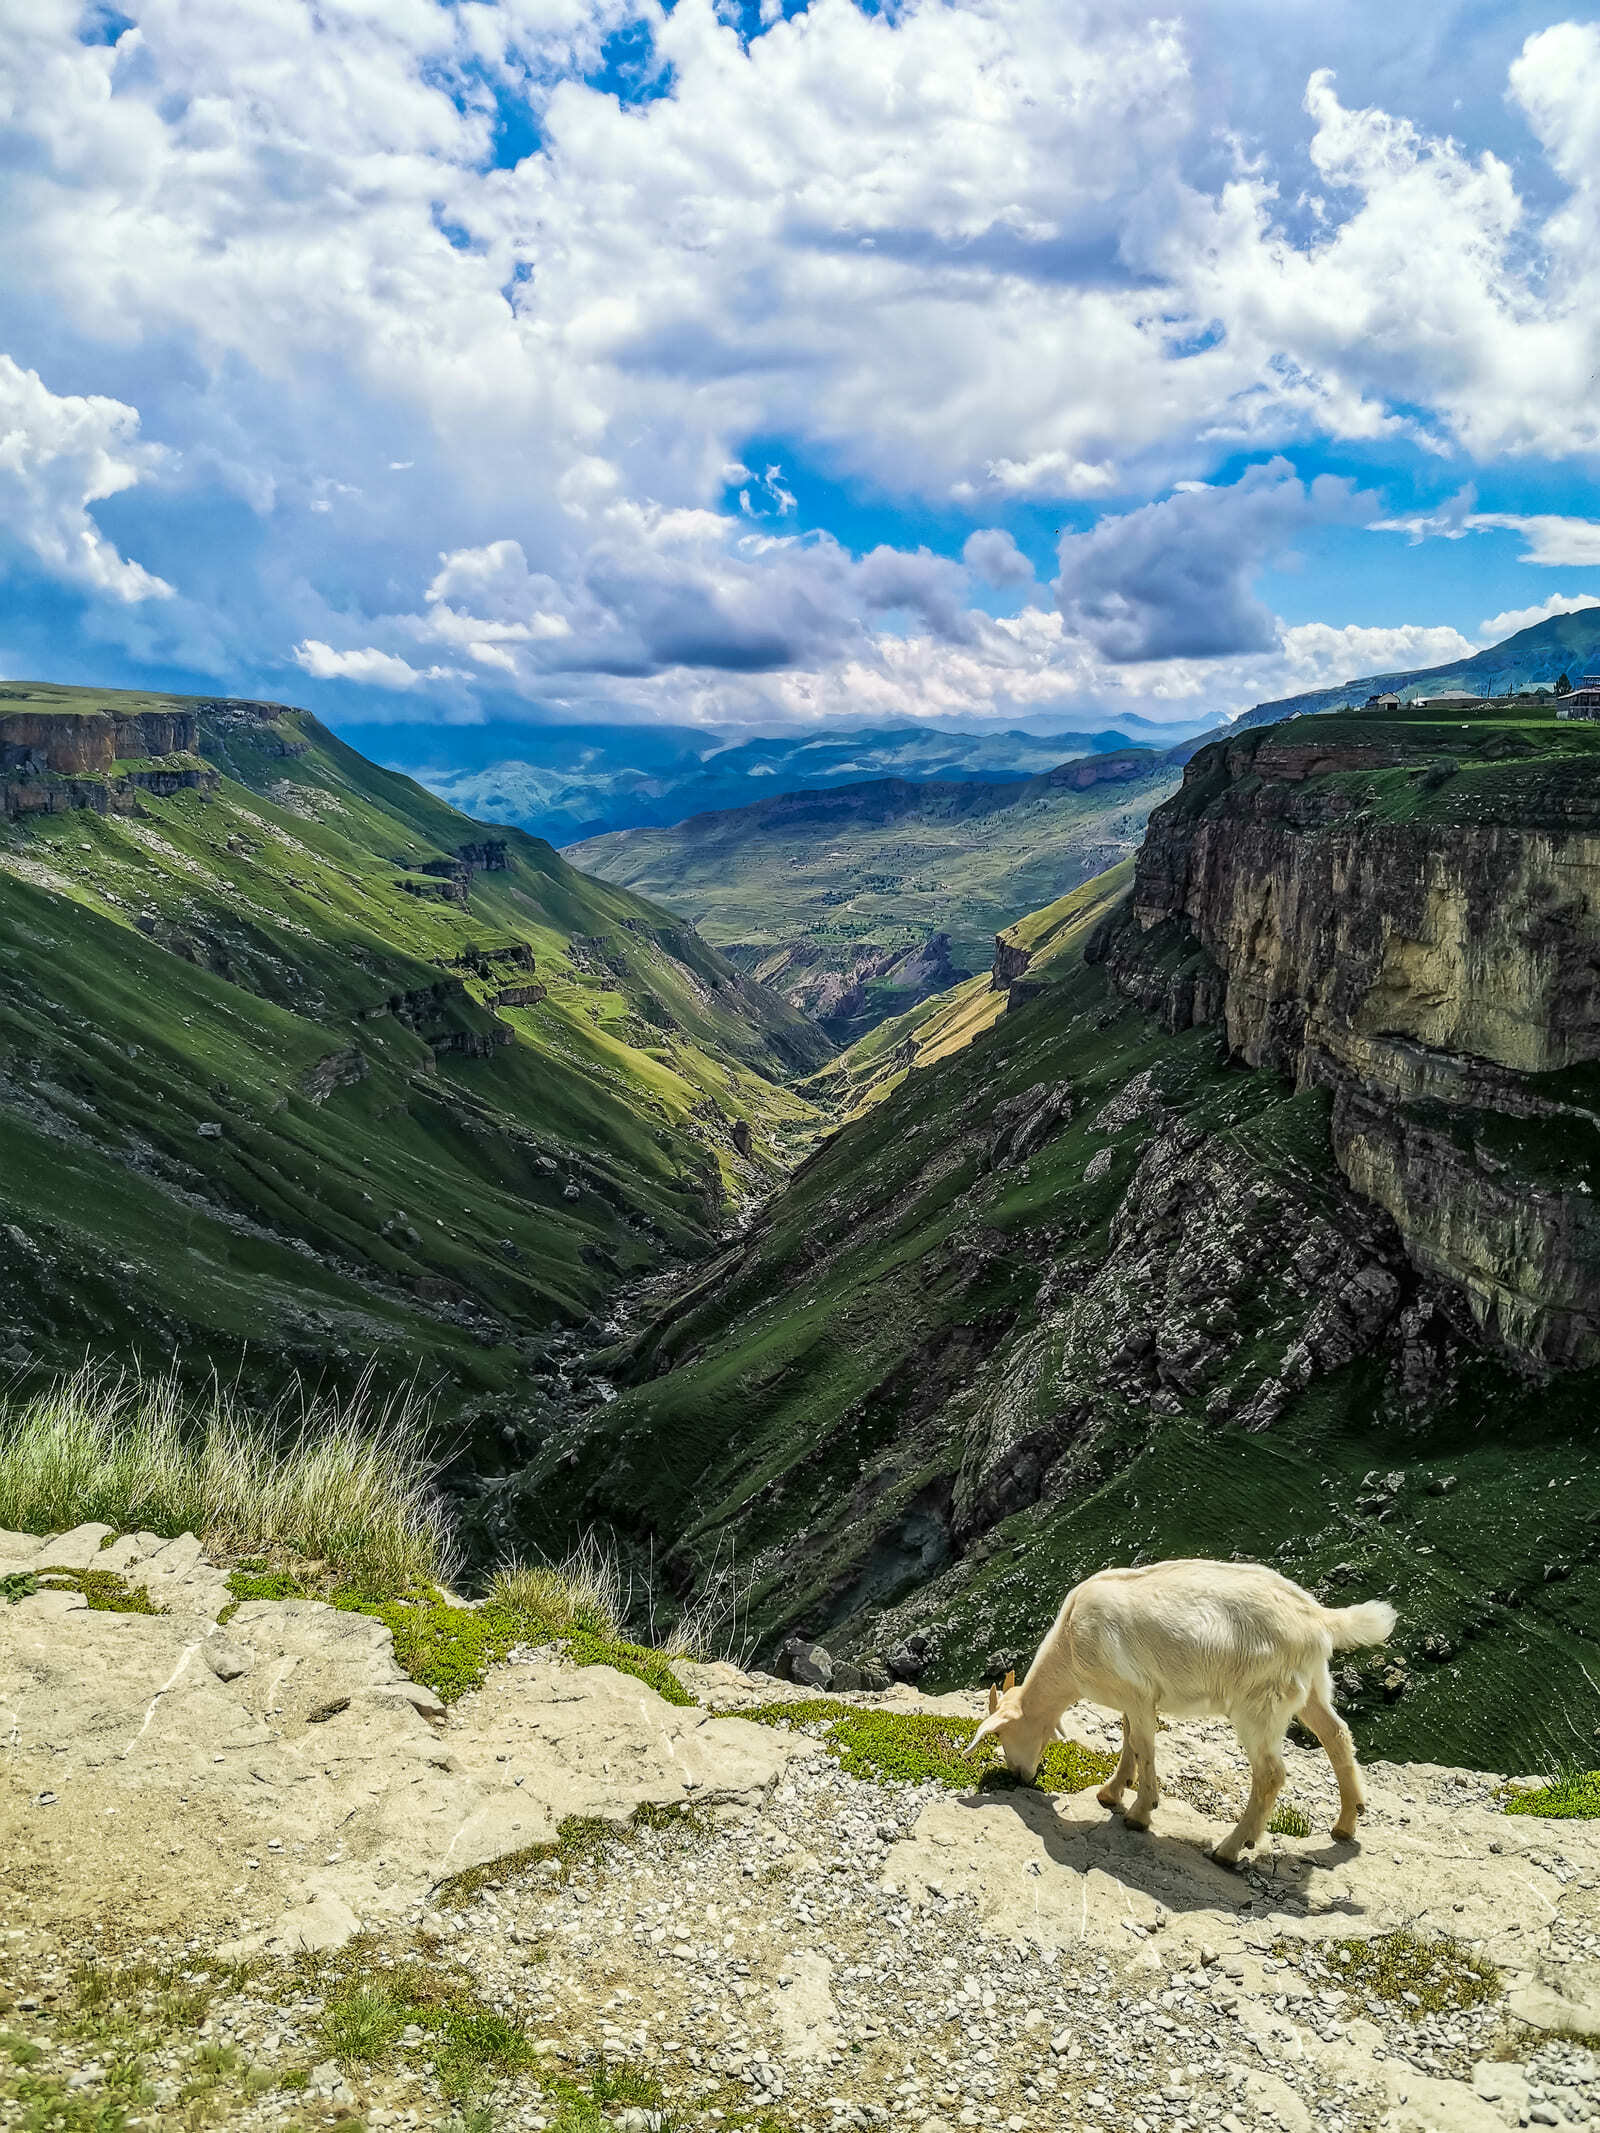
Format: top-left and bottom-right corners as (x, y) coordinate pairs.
(1283, 1931), (1499, 2017)
(1, 1571), (39, 1604)
(1267, 1803), (1313, 1838)
(224, 1567), (311, 1604)
(330, 1591), (691, 1708)
(318, 1957), (536, 2102)
(218, 1536), (693, 1707)
(541, 2055), (791, 2133)
(437, 1800), (707, 1907)
(35, 1567), (164, 1615)
(1505, 1769), (1600, 1820)
(738, 1698), (1117, 1792)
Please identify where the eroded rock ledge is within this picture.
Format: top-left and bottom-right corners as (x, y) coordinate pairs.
(1091, 725), (1600, 1364)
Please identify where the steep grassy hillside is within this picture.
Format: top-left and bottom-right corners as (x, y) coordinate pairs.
(507, 706), (1600, 1775)
(0, 681), (826, 1463)
(566, 751), (1179, 1044)
(803, 869), (1132, 1119)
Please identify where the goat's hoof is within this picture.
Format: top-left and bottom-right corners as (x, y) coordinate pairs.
(1331, 1820), (1359, 1842)
(1124, 1812), (1152, 1833)
(1096, 1786), (1123, 1809)
(1211, 1848), (1242, 1871)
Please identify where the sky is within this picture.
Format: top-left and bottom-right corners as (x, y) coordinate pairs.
(2, 0), (1600, 742)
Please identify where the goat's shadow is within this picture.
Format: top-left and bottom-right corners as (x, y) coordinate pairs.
(952, 1777), (1370, 1925)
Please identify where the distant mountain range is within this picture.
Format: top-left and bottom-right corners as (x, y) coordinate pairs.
(565, 745), (1185, 1044)
(381, 717), (1203, 843)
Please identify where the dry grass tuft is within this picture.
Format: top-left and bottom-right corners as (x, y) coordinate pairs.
(485, 1531), (625, 1642)
(0, 1364), (454, 1592)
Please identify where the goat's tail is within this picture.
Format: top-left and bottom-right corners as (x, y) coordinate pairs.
(1322, 1598), (1397, 1650)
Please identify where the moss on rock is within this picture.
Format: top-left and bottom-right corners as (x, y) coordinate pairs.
(738, 1697), (1116, 1792)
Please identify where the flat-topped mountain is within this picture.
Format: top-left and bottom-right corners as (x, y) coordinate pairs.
(1234, 603), (1600, 732)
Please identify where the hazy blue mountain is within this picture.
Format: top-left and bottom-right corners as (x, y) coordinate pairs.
(374, 717), (1205, 841)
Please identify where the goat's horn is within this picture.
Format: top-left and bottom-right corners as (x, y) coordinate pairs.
(1003, 1669), (1016, 1691)
(987, 1685), (999, 1714)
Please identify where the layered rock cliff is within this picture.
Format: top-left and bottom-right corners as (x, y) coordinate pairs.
(1, 703), (217, 817)
(1093, 712), (1600, 1365)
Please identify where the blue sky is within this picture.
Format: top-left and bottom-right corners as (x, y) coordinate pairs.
(1, 0), (1599, 741)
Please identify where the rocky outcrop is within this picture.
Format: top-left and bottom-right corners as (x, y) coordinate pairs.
(0, 1523), (803, 1952)
(198, 696), (307, 756)
(491, 982), (546, 1009)
(301, 1046), (369, 1105)
(457, 942), (536, 977)
(430, 1021), (514, 1059)
(1099, 726), (1600, 1365)
(990, 932), (1033, 991)
(367, 978), (465, 1028)
(394, 843), (510, 908)
(953, 1118), (1409, 1535)
(398, 864), (471, 905)
(1, 707), (218, 818)
(7, 1524), (1599, 2133)
(985, 1080), (1073, 1169)
(457, 838), (509, 870)
(0, 707), (199, 772)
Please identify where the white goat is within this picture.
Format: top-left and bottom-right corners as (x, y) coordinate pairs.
(968, 1558), (1395, 1865)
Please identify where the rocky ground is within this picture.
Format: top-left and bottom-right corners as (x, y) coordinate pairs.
(4, 1526), (1600, 2132)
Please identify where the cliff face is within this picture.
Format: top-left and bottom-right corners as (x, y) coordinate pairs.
(1, 705), (215, 817)
(1102, 716), (1600, 1363)
(0, 707), (199, 772)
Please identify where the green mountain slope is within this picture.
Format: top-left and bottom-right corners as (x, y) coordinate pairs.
(565, 750), (1180, 1044)
(508, 702), (1600, 1774)
(0, 682), (827, 1453)
(1235, 601), (1600, 730)
(802, 870), (1130, 1119)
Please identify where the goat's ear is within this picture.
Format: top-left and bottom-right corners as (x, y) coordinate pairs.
(987, 1684), (999, 1715)
(968, 1710), (1005, 1755)
(1003, 1669), (1016, 1692)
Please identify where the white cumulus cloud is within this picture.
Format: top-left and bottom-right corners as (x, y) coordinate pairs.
(0, 356), (171, 601)
(2, 1), (1598, 729)
(1478, 592), (1600, 640)
(293, 641), (462, 689)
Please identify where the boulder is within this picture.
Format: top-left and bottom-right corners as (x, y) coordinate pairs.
(776, 1637), (835, 1691)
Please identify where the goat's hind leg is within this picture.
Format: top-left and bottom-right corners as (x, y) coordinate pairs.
(1122, 1710), (1161, 1832)
(1214, 1705), (1289, 1867)
(1300, 1670), (1366, 1840)
(1097, 1715), (1137, 1809)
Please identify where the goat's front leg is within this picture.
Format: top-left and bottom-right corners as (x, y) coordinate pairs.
(1215, 1716), (1287, 1866)
(1097, 1715), (1137, 1809)
(1122, 1711), (1160, 1831)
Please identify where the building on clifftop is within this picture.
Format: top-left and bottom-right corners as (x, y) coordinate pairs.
(1559, 675), (1600, 720)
